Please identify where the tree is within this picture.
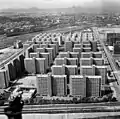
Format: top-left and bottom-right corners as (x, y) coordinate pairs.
(33, 98), (37, 104)
(61, 99), (65, 104)
(73, 97), (78, 104)
(102, 95), (109, 102)
(107, 93), (113, 101)
(111, 97), (117, 102)
(81, 97), (87, 103)
(56, 98), (60, 104)
(24, 99), (29, 104)
(93, 97), (99, 103)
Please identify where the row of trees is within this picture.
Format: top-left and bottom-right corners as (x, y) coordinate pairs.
(24, 93), (117, 105)
(0, 92), (117, 106)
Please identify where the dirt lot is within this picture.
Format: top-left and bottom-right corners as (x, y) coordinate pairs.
(16, 76), (37, 87)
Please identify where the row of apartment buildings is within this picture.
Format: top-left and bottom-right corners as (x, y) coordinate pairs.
(36, 74), (101, 97)
(24, 32), (108, 98)
(0, 31), (108, 98)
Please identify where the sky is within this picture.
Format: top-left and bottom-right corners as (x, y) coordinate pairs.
(0, 0), (120, 9)
(0, 0), (100, 9)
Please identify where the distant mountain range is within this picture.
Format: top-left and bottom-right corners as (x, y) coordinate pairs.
(1, 0), (120, 15)
(0, 6), (102, 15)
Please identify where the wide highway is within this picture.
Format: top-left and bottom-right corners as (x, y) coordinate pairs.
(0, 101), (120, 114)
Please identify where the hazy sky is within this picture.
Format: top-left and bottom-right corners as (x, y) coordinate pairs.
(0, 0), (100, 9)
(0, 0), (119, 9)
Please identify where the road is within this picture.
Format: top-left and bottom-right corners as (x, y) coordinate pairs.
(0, 102), (120, 114)
(92, 27), (119, 83)
(1, 112), (120, 119)
(92, 27), (120, 101)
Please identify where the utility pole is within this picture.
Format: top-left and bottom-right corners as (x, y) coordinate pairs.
(4, 94), (24, 119)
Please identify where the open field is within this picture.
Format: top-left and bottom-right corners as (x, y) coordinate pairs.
(0, 25), (89, 49)
(0, 32), (39, 49)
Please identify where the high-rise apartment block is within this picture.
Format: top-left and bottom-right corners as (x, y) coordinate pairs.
(0, 69), (9, 88)
(33, 44), (39, 52)
(25, 47), (33, 58)
(86, 76), (101, 97)
(74, 44), (81, 48)
(70, 75), (86, 97)
(36, 74), (52, 96)
(70, 52), (79, 59)
(51, 65), (78, 76)
(65, 41), (73, 52)
(30, 52), (39, 58)
(45, 48), (54, 63)
(55, 58), (66, 65)
(67, 58), (78, 65)
(80, 58), (93, 66)
(59, 52), (70, 58)
(36, 58), (46, 74)
(52, 75), (67, 96)
(49, 44), (57, 57)
(73, 48), (82, 58)
(93, 52), (103, 58)
(66, 65), (78, 76)
(96, 66), (107, 85)
(80, 58), (104, 66)
(52, 41), (59, 54)
(80, 65), (95, 76)
(40, 44), (48, 48)
(81, 52), (92, 58)
(36, 48), (45, 53)
(24, 58), (47, 74)
(51, 65), (66, 75)
(83, 47), (91, 52)
(91, 41), (97, 52)
(24, 58), (36, 74)
(83, 43), (91, 48)
(55, 58), (78, 65)
(93, 58), (104, 66)
(40, 53), (50, 68)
